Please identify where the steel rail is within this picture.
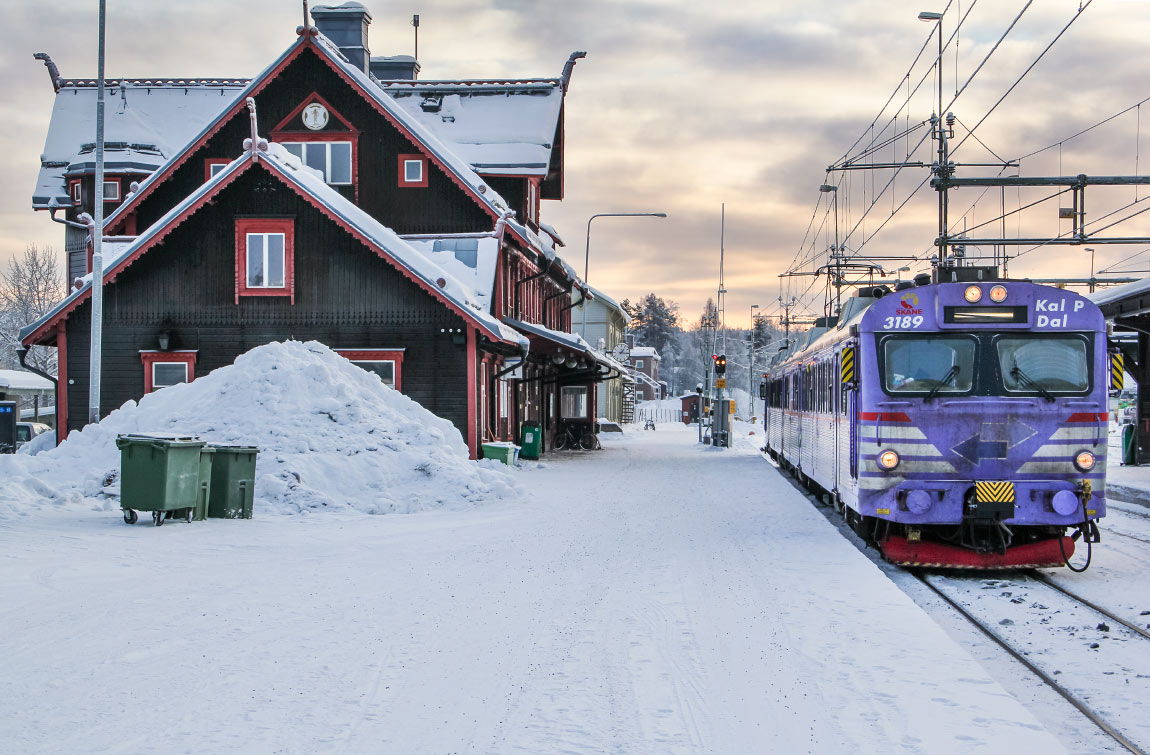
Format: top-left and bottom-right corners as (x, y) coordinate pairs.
(1032, 574), (1150, 641)
(919, 574), (1146, 755)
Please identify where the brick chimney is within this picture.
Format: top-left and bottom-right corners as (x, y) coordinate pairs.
(311, 2), (372, 73)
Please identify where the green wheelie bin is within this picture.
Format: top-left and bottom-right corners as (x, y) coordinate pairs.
(519, 421), (542, 460)
(193, 446), (216, 521)
(116, 433), (206, 526)
(1122, 423), (1139, 466)
(207, 445), (259, 519)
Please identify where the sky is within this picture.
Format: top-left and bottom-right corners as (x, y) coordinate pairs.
(2, 0), (1150, 329)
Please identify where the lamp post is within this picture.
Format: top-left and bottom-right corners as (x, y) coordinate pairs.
(748, 304), (759, 418)
(581, 212), (667, 336)
(1085, 247), (1096, 292)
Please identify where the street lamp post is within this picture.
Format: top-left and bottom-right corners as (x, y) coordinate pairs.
(748, 304), (759, 418)
(581, 212), (667, 336)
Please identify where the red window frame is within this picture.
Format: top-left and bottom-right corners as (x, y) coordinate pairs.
(235, 218), (295, 304)
(335, 349), (405, 390)
(204, 158), (231, 182)
(140, 351), (197, 393)
(398, 154), (428, 188)
(69, 179), (82, 205)
(271, 92), (360, 198)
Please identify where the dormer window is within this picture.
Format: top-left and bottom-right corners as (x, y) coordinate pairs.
(398, 154), (428, 187)
(103, 180), (120, 202)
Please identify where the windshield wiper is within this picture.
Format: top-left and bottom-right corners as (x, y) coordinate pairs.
(1010, 365), (1055, 403)
(924, 364), (960, 403)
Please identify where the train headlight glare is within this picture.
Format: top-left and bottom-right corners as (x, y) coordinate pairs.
(964, 285), (982, 303)
(1074, 451), (1095, 472)
(989, 285), (1008, 302)
(877, 449), (900, 471)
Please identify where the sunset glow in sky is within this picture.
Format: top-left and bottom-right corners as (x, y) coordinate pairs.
(2, 0), (1149, 327)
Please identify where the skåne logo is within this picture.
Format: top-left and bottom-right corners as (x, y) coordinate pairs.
(896, 291), (923, 316)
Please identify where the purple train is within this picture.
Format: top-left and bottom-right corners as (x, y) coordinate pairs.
(762, 269), (1112, 568)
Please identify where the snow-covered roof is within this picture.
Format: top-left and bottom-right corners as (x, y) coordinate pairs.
(0, 370), (54, 394)
(1089, 276), (1150, 309)
(583, 285), (630, 322)
(21, 143), (526, 349)
(400, 234), (500, 311)
(382, 79), (563, 177)
(502, 317), (592, 353)
(630, 346), (660, 359)
(34, 79), (248, 209)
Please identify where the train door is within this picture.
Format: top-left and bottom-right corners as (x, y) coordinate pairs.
(833, 353), (840, 491)
(841, 345), (858, 480)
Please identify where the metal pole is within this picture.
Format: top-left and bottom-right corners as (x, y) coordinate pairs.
(89, 0), (106, 425)
(749, 304), (759, 418)
(581, 212), (666, 337)
(1087, 247), (1096, 292)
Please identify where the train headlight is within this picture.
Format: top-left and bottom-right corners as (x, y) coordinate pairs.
(964, 285), (982, 303)
(1074, 450), (1096, 472)
(989, 284), (1008, 302)
(877, 449), (900, 471)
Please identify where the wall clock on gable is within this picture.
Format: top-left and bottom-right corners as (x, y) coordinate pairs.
(302, 102), (329, 131)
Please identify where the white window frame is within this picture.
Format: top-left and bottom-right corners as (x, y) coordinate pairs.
(71, 182), (82, 204)
(245, 232), (287, 289)
(152, 361), (188, 389)
(527, 180), (537, 222)
(282, 141), (353, 185)
(635, 359), (643, 368)
(561, 385), (589, 420)
(404, 159), (423, 184)
(103, 180), (120, 201)
(351, 360), (397, 388)
(209, 162), (228, 178)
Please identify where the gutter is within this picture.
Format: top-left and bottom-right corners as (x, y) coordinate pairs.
(15, 347), (58, 428)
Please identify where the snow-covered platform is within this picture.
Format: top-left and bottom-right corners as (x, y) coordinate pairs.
(0, 423), (1066, 752)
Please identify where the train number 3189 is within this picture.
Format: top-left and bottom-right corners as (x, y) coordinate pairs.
(882, 315), (924, 329)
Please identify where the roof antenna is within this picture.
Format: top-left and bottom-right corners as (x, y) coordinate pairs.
(412, 15), (420, 60)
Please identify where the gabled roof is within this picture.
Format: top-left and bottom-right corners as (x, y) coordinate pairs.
(33, 78), (249, 208)
(382, 78), (563, 177)
(98, 30), (545, 251)
(20, 143), (526, 349)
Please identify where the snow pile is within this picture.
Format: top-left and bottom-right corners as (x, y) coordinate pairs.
(0, 341), (517, 519)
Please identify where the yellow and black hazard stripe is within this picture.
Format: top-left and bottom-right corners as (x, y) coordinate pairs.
(1110, 352), (1125, 391)
(974, 481), (1015, 504)
(841, 346), (855, 384)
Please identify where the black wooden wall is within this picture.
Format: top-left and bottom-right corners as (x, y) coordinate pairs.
(66, 164), (471, 438)
(122, 45), (495, 237)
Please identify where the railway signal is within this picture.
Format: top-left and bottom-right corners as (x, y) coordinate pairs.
(715, 354), (727, 376)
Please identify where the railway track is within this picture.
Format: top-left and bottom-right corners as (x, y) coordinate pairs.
(920, 572), (1150, 755)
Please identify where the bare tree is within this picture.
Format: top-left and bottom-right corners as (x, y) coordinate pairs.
(0, 244), (63, 379)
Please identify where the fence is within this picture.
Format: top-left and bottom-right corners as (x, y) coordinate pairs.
(632, 406), (681, 424)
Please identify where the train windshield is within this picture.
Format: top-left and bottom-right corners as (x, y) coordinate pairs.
(882, 337), (976, 394)
(997, 336), (1089, 393)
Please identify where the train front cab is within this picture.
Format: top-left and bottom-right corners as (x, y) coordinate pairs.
(850, 278), (1110, 569)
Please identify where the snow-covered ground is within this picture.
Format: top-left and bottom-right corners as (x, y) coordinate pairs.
(1, 417), (1080, 753)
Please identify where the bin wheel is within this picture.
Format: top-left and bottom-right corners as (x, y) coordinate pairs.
(153, 511), (164, 527)
(185, 508), (193, 523)
(123, 509), (138, 525)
